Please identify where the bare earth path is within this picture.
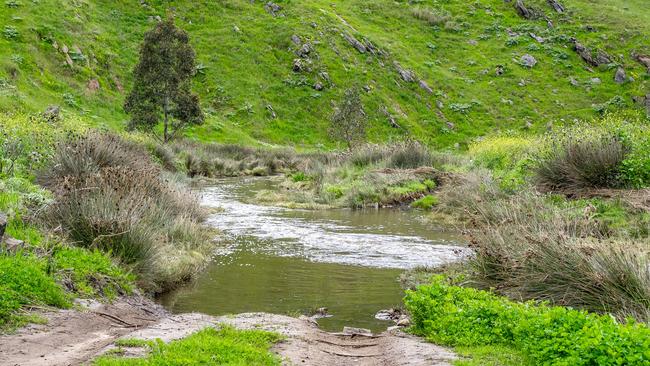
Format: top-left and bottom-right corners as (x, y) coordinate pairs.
(0, 299), (456, 366)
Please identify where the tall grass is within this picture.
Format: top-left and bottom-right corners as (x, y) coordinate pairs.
(437, 172), (650, 322)
(40, 133), (212, 292)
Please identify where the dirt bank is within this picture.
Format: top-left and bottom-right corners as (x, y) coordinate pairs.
(0, 300), (456, 366)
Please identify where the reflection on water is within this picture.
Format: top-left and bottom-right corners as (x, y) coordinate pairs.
(159, 177), (469, 332)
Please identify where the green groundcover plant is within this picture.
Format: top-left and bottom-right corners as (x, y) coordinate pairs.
(405, 276), (650, 366)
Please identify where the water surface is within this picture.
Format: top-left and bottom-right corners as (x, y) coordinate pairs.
(160, 177), (468, 332)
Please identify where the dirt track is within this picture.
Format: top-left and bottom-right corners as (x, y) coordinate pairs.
(0, 299), (456, 366)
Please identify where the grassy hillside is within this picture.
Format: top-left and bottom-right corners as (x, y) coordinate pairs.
(0, 0), (648, 147)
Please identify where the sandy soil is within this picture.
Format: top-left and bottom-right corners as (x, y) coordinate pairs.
(0, 300), (456, 366)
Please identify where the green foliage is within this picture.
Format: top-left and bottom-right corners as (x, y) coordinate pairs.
(95, 326), (282, 366)
(0, 254), (69, 327)
(411, 195), (439, 210)
(405, 277), (650, 366)
(125, 18), (204, 142)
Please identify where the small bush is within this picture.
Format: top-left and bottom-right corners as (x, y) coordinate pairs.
(405, 277), (650, 366)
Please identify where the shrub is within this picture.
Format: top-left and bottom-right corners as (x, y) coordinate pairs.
(405, 277), (650, 366)
(349, 145), (388, 167)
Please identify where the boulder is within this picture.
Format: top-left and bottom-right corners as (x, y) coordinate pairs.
(296, 43), (312, 58)
(2, 236), (24, 254)
(290, 34), (301, 45)
(313, 82), (323, 91)
(521, 54), (537, 68)
(292, 58), (304, 72)
(614, 67), (626, 84)
(529, 33), (544, 43)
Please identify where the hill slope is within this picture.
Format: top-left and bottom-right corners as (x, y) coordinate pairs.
(0, 0), (648, 146)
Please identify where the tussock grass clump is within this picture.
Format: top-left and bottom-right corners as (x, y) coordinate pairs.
(436, 172), (650, 322)
(173, 140), (301, 178)
(536, 136), (628, 191)
(411, 7), (451, 26)
(387, 142), (435, 169)
(40, 133), (211, 292)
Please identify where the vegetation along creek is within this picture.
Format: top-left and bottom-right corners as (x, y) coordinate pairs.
(161, 177), (467, 332)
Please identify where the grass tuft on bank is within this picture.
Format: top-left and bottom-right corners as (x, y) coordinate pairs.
(94, 326), (282, 366)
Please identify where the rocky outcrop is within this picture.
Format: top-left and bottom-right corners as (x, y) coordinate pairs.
(514, 0), (534, 19)
(571, 39), (611, 67)
(342, 33), (367, 53)
(394, 61), (416, 82)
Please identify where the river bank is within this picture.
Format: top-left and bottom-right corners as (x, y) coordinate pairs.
(0, 294), (457, 366)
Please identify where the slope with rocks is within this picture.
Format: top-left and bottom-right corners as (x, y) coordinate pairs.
(0, 0), (648, 147)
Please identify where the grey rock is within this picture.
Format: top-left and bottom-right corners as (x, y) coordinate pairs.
(529, 33), (544, 43)
(572, 39), (611, 67)
(2, 236), (24, 253)
(446, 122), (456, 130)
(514, 0), (534, 19)
(634, 54), (650, 73)
(290, 34), (301, 45)
(521, 54), (537, 68)
(419, 79), (433, 94)
(394, 61), (416, 82)
(342, 33), (366, 53)
(590, 77), (601, 84)
(614, 67), (626, 84)
(264, 2), (282, 16)
(496, 65), (505, 76)
(296, 43), (312, 58)
(569, 77), (579, 86)
(0, 212), (6, 242)
(292, 58), (304, 72)
(313, 82), (323, 91)
(266, 105), (277, 119)
(396, 317), (411, 327)
(547, 0), (565, 13)
(318, 71), (331, 84)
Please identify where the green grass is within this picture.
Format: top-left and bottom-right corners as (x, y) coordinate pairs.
(411, 195), (439, 210)
(94, 327), (282, 366)
(0, 0), (648, 147)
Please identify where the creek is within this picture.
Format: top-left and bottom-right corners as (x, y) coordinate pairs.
(159, 177), (468, 332)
